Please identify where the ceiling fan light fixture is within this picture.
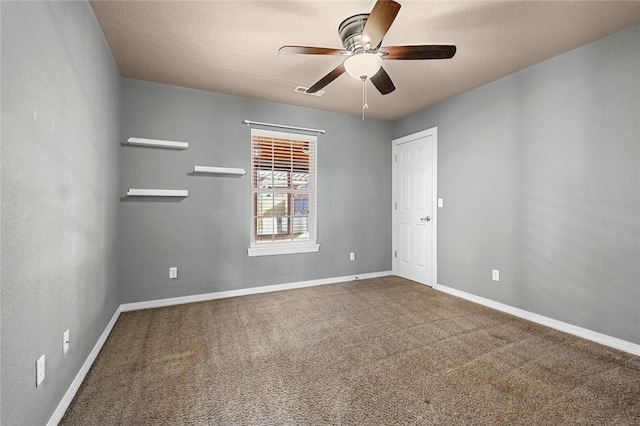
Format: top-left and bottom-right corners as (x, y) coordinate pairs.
(344, 53), (382, 80)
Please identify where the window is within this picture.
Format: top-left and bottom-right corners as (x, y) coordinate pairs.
(248, 129), (319, 257)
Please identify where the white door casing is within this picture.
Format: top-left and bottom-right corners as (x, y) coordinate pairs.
(392, 127), (437, 286)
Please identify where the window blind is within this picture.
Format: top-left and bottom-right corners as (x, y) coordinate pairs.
(250, 129), (317, 246)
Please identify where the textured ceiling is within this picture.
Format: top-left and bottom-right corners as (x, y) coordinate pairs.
(90, 1), (640, 121)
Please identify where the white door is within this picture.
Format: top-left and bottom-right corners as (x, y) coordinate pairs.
(393, 128), (437, 286)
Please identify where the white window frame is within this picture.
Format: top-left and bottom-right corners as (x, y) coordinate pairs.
(248, 128), (319, 257)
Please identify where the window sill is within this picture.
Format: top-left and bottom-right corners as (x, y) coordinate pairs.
(248, 242), (320, 257)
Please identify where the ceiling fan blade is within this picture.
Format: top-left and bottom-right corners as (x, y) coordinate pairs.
(381, 45), (457, 60)
(306, 63), (346, 93)
(370, 66), (395, 95)
(279, 46), (351, 56)
(361, 0), (401, 49)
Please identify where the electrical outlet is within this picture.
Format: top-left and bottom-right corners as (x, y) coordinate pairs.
(438, 198), (444, 208)
(63, 329), (70, 354)
(36, 354), (45, 387)
(492, 269), (500, 282)
(349, 252), (355, 261)
(169, 267), (178, 279)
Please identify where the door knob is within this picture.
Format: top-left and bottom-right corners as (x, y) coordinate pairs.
(420, 216), (431, 222)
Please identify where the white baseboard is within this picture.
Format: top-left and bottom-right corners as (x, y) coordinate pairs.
(434, 283), (640, 356)
(120, 271), (393, 312)
(46, 306), (122, 426)
(52, 272), (637, 426)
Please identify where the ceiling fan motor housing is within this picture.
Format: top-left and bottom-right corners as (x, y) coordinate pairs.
(339, 14), (371, 52)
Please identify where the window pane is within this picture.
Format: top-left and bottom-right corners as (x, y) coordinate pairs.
(273, 216), (289, 236)
(257, 170), (273, 189)
(255, 193), (273, 217)
(291, 172), (309, 189)
(272, 171), (289, 188)
(272, 193), (289, 216)
(292, 216), (310, 240)
(255, 217), (275, 238)
(293, 193), (309, 216)
(251, 129), (316, 248)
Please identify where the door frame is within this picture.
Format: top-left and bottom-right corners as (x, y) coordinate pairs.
(392, 126), (438, 287)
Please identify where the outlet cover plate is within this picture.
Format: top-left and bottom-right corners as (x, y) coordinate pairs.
(492, 269), (500, 282)
(169, 267), (178, 279)
(36, 354), (45, 387)
(63, 329), (70, 354)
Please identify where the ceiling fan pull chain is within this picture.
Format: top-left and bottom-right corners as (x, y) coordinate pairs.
(362, 77), (369, 121)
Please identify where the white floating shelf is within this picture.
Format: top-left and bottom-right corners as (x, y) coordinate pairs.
(127, 137), (189, 150)
(193, 166), (246, 176)
(127, 189), (188, 197)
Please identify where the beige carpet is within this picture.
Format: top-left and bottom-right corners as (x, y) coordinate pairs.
(61, 276), (640, 425)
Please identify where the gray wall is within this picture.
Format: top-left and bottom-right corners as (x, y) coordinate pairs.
(119, 80), (392, 303)
(1, 2), (122, 425)
(1, 2), (636, 423)
(393, 24), (640, 345)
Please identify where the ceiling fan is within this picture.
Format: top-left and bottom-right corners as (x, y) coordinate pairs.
(279, 0), (457, 96)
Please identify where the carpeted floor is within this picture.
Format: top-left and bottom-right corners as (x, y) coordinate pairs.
(61, 276), (640, 425)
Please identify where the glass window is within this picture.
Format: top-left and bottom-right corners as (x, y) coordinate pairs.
(248, 129), (319, 257)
